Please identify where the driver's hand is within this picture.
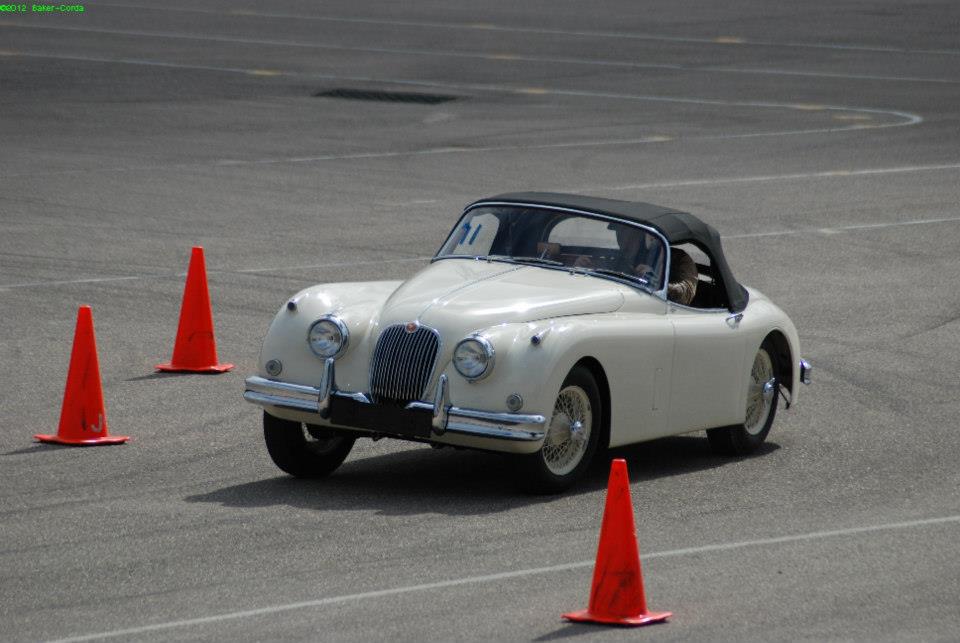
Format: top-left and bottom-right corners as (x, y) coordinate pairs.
(574, 255), (593, 268)
(633, 263), (652, 275)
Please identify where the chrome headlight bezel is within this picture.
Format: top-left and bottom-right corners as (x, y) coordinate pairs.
(307, 315), (349, 359)
(453, 335), (495, 381)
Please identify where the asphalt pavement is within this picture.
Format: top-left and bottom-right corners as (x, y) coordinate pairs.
(1, 1), (959, 640)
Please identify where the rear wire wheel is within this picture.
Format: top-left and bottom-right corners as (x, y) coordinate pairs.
(263, 411), (355, 478)
(514, 366), (601, 494)
(707, 339), (780, 455)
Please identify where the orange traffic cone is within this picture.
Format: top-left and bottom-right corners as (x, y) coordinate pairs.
(156, 246), (233, 373)
(35, 306), (129, 446)
(562, 459), (671, 626)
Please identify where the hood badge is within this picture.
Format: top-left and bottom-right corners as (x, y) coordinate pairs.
(405, 321), (419, 334)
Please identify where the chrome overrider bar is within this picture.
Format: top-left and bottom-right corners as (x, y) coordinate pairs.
(243, 359), (546, 442)
(799, 358), (812, 385)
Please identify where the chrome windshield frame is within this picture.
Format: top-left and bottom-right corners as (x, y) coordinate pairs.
(433, 201), (672, 301)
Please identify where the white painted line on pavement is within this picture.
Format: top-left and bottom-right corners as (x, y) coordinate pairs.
(0, 258), (431, 290)
(48, 513), (960, 642)
(0, 50), (922, 177)
(83, 2), (960, 57)
(234, 256), (432, 273)
(3, 21), (957, 85)
(726, 216), (960, 240)
(591, 162), (960, 192)
(0, 275), (168, 290)
(2, 162), (959, 291)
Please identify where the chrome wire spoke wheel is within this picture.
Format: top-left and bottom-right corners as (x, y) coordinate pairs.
(542, 385), (592, 476)
(744, 348), (775, 436)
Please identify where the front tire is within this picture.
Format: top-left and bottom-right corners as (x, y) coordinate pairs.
(263, 411), (355, 478)
(513, 366), (602, 494)
(707, 340), (779, 455)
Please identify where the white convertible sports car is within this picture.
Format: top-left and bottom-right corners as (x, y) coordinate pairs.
(244, 193), (811, 492)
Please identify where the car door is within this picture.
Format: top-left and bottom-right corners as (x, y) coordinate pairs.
(668, 304), (747, 433)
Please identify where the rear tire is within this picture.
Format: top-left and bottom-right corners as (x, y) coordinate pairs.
(263, 411), (355, 478)
(707, 339), (779, 456)
(513, 366), (602, 494)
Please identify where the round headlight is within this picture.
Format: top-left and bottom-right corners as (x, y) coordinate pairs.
(453, 336), (495, 380)
(307, 316), (349, 358)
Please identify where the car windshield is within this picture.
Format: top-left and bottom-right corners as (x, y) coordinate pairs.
(436, 205), (667, 290)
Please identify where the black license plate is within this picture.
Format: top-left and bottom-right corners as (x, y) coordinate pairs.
(329, 396), (432, 439)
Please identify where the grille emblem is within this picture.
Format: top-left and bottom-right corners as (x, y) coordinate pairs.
(405, 321), (419, 333)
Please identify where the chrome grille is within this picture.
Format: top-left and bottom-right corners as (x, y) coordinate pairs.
(369, 324), (440, 405)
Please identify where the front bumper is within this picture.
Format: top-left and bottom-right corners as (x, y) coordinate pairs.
(243, 358), (546, 443)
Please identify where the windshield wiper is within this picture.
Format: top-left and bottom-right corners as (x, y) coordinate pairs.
(581, 268), (650, 287)
(510, 256), (565, 267)
(481, 255), (565, 267)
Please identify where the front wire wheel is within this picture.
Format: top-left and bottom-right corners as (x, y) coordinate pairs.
(542, 385), (593, 476)
(707, 340), (779, 455)
(514, 366), (602, 494)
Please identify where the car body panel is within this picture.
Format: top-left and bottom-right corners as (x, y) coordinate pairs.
(419, 262), (625, 330)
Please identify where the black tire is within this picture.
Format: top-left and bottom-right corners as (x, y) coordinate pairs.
(513, 365), (602, 494)
(707, 339), (780, 456)
(263, 411), (355, 478)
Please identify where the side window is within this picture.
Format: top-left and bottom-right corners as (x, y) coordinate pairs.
(672, 243), (709, 270)
(447, 213), (500, 255)
(669, 243), (727, 309)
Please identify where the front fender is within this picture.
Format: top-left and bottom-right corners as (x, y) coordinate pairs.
(740, 290), (804, 407)
(258, 281), (402, 391)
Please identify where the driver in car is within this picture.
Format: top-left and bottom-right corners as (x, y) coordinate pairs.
(575, 224), (697, 305)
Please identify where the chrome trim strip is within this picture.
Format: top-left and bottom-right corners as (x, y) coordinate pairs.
(450, 407), (546, 426)
(431, 374), (450, 434)
(405, 402), (547, 428)
(244, 373), (546, 443)
(245, 376), (321, 402)
(339, 391), (372, 404)
(317, 357), (335, 419)
(403, 402), (546, 427)
(243, 390), (319, 413)
(443, 422), (544, 442)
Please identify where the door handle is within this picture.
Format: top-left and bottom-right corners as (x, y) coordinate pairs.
(726, 312), (743, 326)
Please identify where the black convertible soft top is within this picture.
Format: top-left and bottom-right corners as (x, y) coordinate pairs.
(467, 192), (749, 312)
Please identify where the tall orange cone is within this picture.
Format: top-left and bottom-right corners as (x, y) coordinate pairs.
(35, 306), (129, 446)
(562, 459), (671, 626)
(156, 246), (233, 373)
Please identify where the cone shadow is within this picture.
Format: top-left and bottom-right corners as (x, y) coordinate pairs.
(125, 372), (181, 382)
(534, 620), (668, 640)
(126, 371), (228, 382)
(533, 623), (596, 640)
(3, 444), (76, 455)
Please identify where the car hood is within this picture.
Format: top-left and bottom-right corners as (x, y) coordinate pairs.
(379, 259), (624, 329)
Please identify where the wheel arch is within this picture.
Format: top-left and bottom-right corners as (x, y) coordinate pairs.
(571, 356), (611, 450)
(762, 330), (794, 407)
